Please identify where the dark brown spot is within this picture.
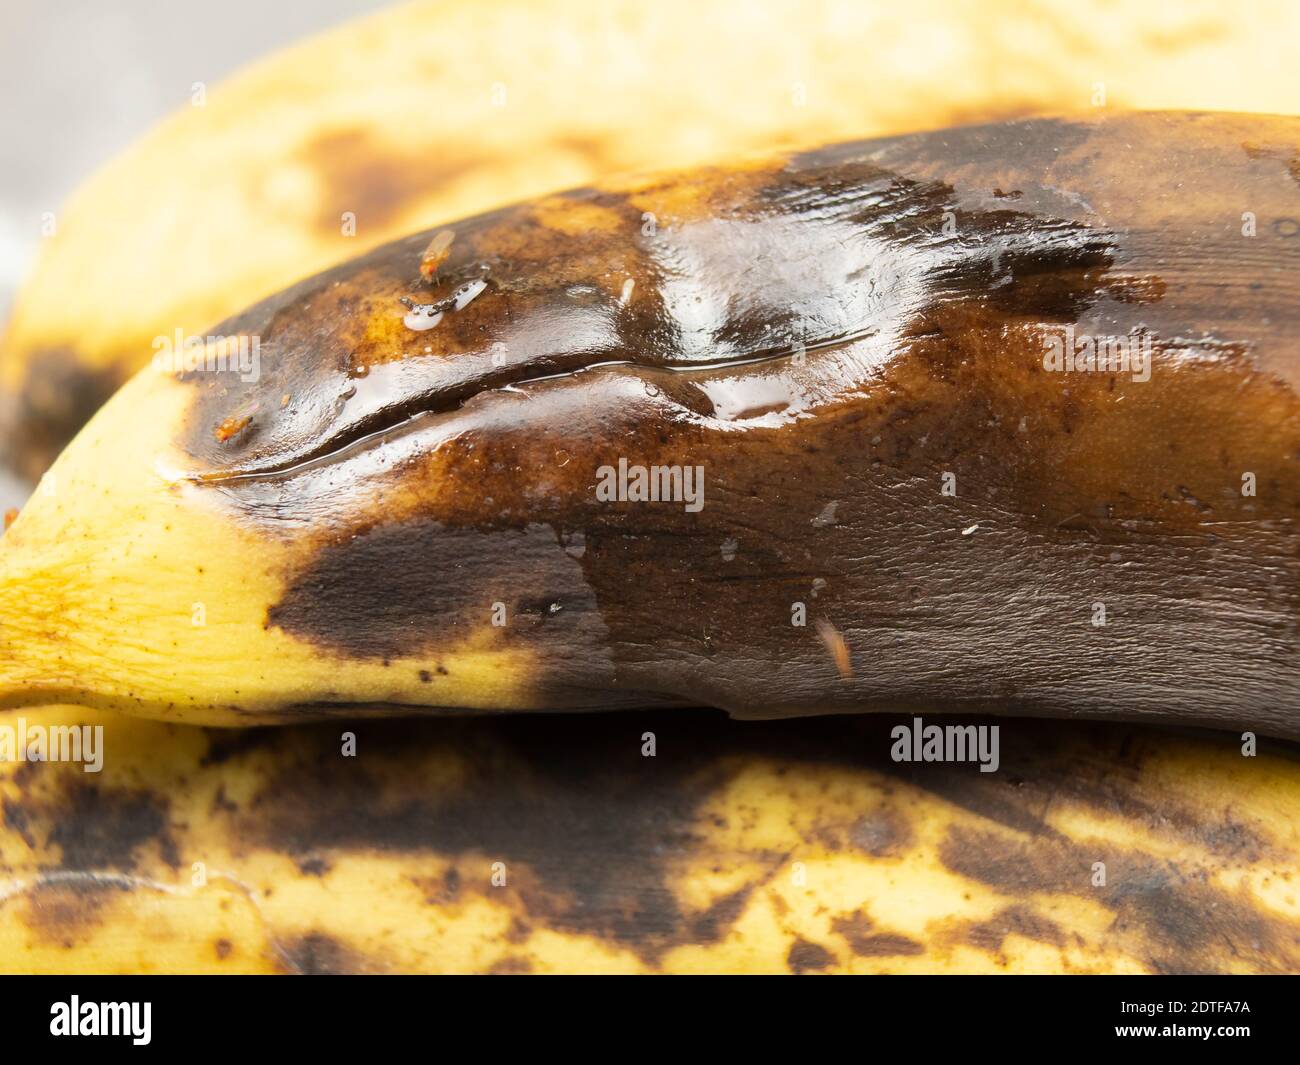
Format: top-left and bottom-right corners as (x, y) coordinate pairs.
(850, 933), (924, 957)
(787, 937), (836, 973)
(279, 931), (367, 975)
(200, 727), (278, 767)
(266, 520), (648, 709)
(888, 722), (1272, 865)
(689, 885), (754, 943)
(16, 878), (130, 948)
(832, 910), (923, 956)
(938, 825), (1299, 974)
(963, 905), (1065, 954)
(0, 348), (126, 485)
(299, 129), (486, 237)
(245, 715), (725, 962)
(296, 855), (331, 877)
(2, 799), (36, 849)
(44, 782), (174, 873)
(848, 808), (912, 857)
(210, 786), (239, 815)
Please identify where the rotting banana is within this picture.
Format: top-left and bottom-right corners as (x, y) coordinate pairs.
(1, 111), (1297, 733)
(5, 0), (1300, 484)
(3, 704), (1299, 974)
(2, 3), (1298, 982)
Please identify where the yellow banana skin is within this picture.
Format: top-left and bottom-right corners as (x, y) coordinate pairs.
(4, 0), (1300, 483)
(1, 112), (1298, 733)
(3, 704), (1299, 974)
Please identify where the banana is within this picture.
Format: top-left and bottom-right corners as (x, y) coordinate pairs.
(4, 0), (1300, 484)
(3, 704), (1299, 974)
(2, 4), (1299, 979)
(1, 112), (1297, 733)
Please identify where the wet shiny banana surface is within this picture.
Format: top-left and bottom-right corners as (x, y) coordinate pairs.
(155, 112), (1300, 731)
(0, 112), (1297, 732)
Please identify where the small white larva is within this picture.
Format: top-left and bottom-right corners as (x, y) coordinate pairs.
(453, 278), (488, 311)
(403, 305), (444, 331)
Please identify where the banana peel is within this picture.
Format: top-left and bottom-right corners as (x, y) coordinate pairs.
(1, 112), (1297, 733)
(3, 704), (1299, 974)
(5, 0), (1300, 482)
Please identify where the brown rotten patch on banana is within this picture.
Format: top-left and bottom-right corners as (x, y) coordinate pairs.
(0, 111), (1297, 730)
(3, 705), (1300, 974)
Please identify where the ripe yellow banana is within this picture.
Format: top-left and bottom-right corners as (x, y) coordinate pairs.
(3, 704), (1299, 973)
(3, 0), (1299, 483)
(1, 112), (1297, 733)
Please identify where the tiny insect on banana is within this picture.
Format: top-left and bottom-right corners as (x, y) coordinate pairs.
(3, 705), (1299, 974)
(1, 112), (1297, 731)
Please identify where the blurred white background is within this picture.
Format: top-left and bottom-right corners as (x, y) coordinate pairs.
(0, 0), (390, 321)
